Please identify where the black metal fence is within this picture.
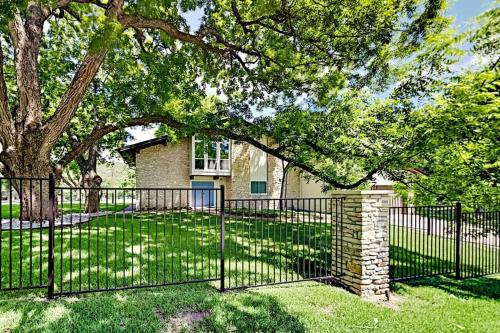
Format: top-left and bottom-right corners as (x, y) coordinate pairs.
(0, 177), (50, 291)
(52, 186), (223, 296)
(7, 174), (497, 297)
(389, 203), (500, 281)
(461, 210), (500, 278)
(0, 175), (344, 298)
(222, 197), (344, 290)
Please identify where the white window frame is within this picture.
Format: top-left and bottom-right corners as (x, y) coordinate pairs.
(191, 136), (231, 176)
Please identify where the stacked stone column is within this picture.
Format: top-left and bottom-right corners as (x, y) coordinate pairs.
(331, 190), (393, 297)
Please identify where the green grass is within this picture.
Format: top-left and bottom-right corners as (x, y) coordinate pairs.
(0, 275), (498, 332)
(1, 210), (332, 292)
(0, 209), (498, 332)
(390, 226), (499, 279)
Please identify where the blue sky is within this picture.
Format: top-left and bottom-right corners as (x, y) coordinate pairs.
(447, 0), (493, 30)
(128, 0), (496, 143)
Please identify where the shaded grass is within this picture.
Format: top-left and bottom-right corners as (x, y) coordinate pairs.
(1, 211), (333, 292)
(0, 275), (498, 332)
(0, 209), (498, 332)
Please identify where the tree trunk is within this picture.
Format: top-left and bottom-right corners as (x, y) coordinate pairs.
(81, 169), (102, 213)
(16, 178), (51, 221)
(76, 142), (102, 214)
(279, 162), (292, 210)
(6, 154), (54, 221)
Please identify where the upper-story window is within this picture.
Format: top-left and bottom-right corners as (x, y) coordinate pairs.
(192, 136), (230, 175)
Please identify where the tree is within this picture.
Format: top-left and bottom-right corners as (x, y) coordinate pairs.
(0, 0), (447, 219)
(393, 7), (500, 210)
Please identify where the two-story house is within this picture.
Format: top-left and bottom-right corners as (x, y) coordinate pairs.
(119, 135), (329, 208)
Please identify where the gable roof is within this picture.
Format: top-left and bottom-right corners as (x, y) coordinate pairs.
(118, 135), (171, 166)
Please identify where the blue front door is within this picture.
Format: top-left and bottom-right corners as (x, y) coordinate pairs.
(191, 181), (215, 207)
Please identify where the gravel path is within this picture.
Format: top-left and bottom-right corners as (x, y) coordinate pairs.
(1, 211), (112, 230)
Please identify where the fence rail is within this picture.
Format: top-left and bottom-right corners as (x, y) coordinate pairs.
(460, 210), (499, 278)
(53, 186), (223, 296)
(3, 174), (498, 297)
(389, 204), (500, 281)
(0, 176), (346, 298)
(223, 197), (343, 290)
(0, 177), (50, 291)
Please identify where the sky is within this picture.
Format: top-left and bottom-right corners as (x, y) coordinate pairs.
(126, 0), (496, 144)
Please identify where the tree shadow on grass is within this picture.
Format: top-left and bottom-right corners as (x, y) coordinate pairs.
(0, 282), (305, 333)
(0, 283), (218, 332)
(390, 245), (497, 280)
(392, 275), (500, 300)
(200, 290), (305, 333)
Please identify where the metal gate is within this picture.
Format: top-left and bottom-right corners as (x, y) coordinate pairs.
(389, 203), (500, 281)
(221, 197), (344, 290)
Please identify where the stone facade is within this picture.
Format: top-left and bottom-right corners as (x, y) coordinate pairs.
(134, 137), (303, 209)
(331, 190), (393, 297)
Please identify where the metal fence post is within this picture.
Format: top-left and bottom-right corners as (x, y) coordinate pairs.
(220, 185), (226, 292)
(47, 174), (55, 299)
(455, 202), (462, 280)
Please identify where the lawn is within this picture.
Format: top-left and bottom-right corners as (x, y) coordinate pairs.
(1, 202), (130, 219)
(0, 209), (334, 293)
(390, 225), (500, 280)
(0, 208), (498, 332)
(0, 275), (498, 332)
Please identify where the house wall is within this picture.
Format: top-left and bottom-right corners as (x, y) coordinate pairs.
(134, 137), (301, 209)
(135, 138), (191, 209)
(225, 140), (294, 209)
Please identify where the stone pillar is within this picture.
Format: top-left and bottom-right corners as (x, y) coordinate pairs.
(331, 190), (393, 297)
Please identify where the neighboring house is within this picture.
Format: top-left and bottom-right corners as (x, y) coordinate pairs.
(119, 135), (328, 209)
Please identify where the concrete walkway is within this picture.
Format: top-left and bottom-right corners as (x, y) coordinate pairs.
(389, 213), (499, 247)
(1, 211), (112, 230)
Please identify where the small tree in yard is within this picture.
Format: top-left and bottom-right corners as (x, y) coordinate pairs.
(0, 0), (448, 218)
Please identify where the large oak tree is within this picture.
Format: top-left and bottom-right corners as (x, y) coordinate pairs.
(0, 0), (447, 218)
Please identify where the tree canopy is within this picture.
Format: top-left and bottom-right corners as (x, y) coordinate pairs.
(395, 7), (499, 209)
(3, 0), (494, 209)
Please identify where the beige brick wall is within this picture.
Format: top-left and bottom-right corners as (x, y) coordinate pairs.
(224, 141), (298, 209)
(284, 168), (301, 198)
(136, 138), (191, 209)
(135, 138), (300, 208)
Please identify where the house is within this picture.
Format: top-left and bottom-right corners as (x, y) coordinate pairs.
(119, 135), (329, 209)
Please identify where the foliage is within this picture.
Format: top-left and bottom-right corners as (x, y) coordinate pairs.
(0, 0), (454, 191)
(397, 7), (500, 210)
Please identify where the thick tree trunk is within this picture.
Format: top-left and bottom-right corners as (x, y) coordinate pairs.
(81, 170), (102, 214)
(16, 178), (51, 221)
(76, 142), (102, 214)
(6, 153), (54, 221)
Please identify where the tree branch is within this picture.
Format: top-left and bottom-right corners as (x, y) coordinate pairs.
(60, 112), (381, 189)
(58, 115), (185, 166)
(8, 7), (47, 131)
(43, 48), (108, 151)
(120, 15), (228, 55)
(42, 0), (124, 154)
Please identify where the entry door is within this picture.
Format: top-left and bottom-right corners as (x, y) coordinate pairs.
(191, 181), (215, 207)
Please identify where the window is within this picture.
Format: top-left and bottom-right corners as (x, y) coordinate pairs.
(192, 136), (230, 174)
(251, 181), (267, 194)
